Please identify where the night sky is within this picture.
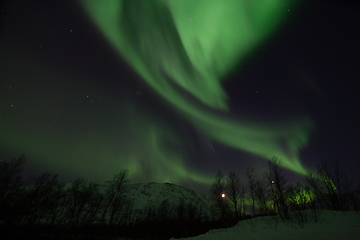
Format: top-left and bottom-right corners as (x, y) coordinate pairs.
(1, 0), (359, 193)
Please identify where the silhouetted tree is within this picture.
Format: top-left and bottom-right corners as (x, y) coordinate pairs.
(254, 178), (269, 215)
(266, 157), (292, 219)
(63, 178), (102, 236)
(210, 170), (227, 219)
(20, 173), (62, 226)
(0, 155), (26, 224)
(102, 170), (130, 226)
(287, 182), (313, 225)
(317, 161), (339, 210)
(306, 160), (355, 211)
(0, 155), (25, 192)
(305, 171), (326, 209)
(239, 186), (246, 217)
(246, 167), (257, 216)
(226, 171), (241, 218)
(332, 160), (353, 210)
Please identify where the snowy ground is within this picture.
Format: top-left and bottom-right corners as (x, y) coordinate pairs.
(171, 210), (360, 240)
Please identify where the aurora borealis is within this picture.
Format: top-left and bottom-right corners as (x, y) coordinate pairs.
(1, 0), (359, 192)
(81, 0), (312, 174)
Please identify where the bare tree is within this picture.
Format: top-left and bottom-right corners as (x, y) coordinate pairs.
(0, 155), (26, 224)
(266, 157), (292, 219)
(287, 182), (314, 225)
(254, 178), (269, 215)
(226, 171), (241, 218)
(0, 155), (25, 190)
(210, 170), (227, 219)
(245, 167), (257, 216)
(306, 161), (338, 210)
(307, 160), (355, 211)
(21, 173), (62, 226)
(264, 170), (279, 214)
(238, 186), (246, 217)
(317, 161), (339, 210)
(64, 178), (101, 229)
(305, 171), (327, 209)
(332, 160), (353, 210)
(102, 169), (130, 226)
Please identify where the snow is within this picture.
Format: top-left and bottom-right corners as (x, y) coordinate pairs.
(171, 210), (360, 240)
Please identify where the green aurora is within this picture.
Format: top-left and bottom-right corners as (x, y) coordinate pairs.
(0, 0), (313, 190)
(80, 0), (312, 174)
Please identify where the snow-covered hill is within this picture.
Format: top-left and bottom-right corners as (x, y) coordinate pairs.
(128, 182), (211, 209)
(126, 182), (214, 221)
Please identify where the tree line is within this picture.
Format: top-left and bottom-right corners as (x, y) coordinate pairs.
(0, 155), (226, 239)
(1, 155), (359, 239)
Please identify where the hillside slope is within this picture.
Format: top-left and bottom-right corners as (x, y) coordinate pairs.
(126, 182), (214, 222)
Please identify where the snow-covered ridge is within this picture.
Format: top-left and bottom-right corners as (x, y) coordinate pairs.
(127, 182), (212, 211)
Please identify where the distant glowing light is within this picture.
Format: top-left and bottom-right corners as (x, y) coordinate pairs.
(221, 193), (225, 198)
